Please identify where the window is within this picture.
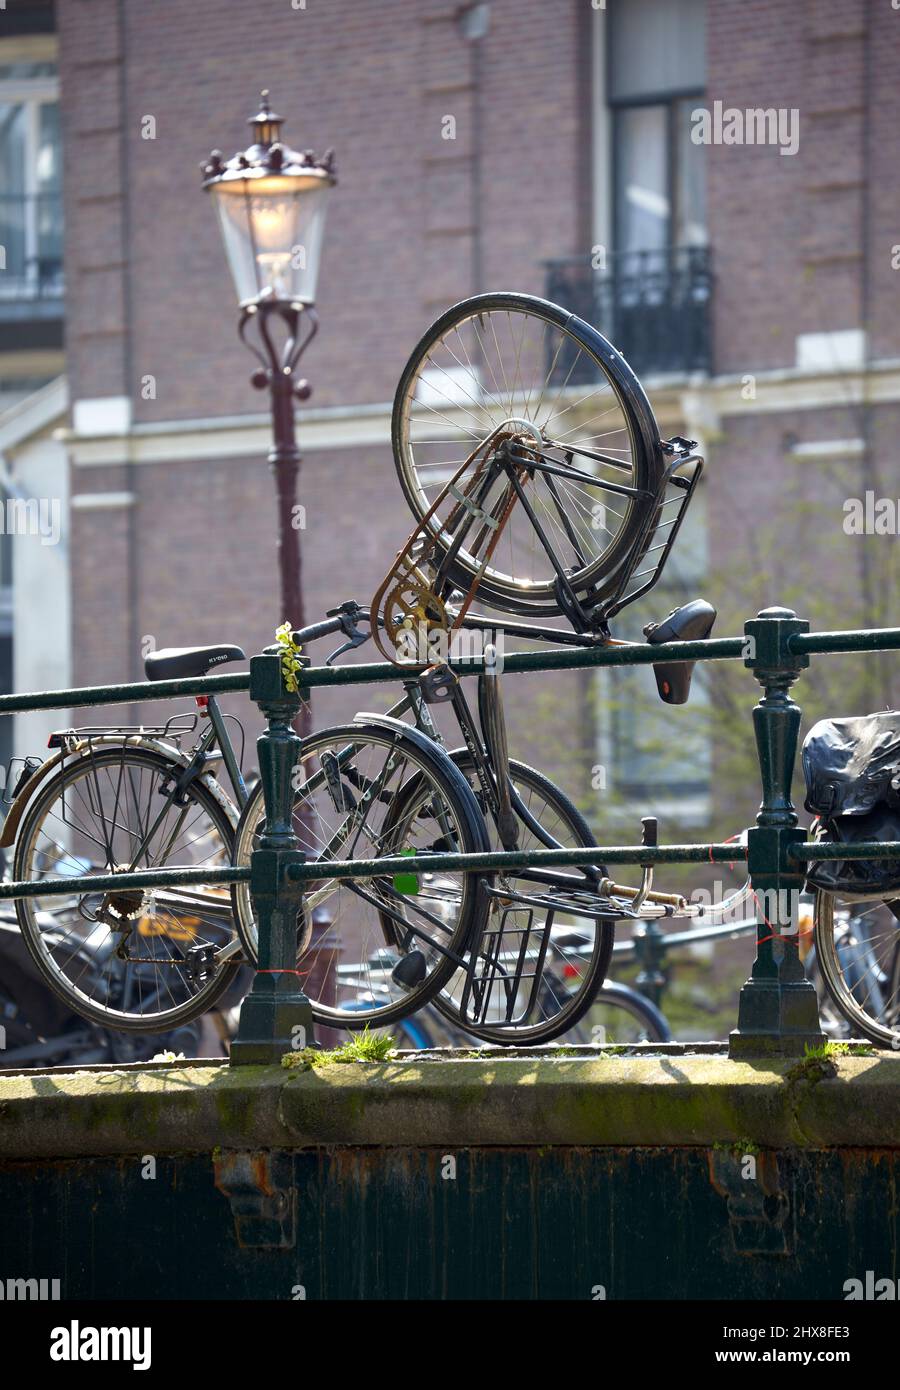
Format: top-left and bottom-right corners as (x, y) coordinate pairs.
(564, 0), (713, 375)
(609, 0), (707, 257)
(0, 55), (62, 308)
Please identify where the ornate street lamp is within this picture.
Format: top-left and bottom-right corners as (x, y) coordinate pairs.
(202, 93), (336, 677)
(203, 97), (338, 1059)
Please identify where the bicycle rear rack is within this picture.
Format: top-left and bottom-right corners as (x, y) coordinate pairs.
(601, 446), (704, 623)
(46, 714), (201, 748)
(441, 443), (703, 647)
(459, 881), (630, 1028)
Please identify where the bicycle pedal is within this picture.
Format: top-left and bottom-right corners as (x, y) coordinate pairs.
(419, 664), (457, 703)
(391, 951), (427, 988)
(186, 943), (217, 983)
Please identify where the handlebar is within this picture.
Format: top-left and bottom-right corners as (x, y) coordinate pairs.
(291, 614), (346, 645)
(291, 601), (372, 666)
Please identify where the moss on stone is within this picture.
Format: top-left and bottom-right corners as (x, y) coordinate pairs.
(0, 1053), (896, 1160)
(785, 1041), (853, 1087)
(281, 1051), (315, 1072)
(283, 1028), (396, 1069)
(713, 1138), (761, 1157)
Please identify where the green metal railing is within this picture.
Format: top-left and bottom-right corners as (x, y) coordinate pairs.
(1, 605), (899, 1062)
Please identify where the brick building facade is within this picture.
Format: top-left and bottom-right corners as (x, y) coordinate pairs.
(2, 0), (898, 842)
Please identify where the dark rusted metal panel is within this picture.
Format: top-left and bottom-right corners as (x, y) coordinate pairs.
(0, 1145), (895, 1300)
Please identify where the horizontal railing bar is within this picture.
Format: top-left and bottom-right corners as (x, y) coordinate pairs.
(0, 842), (746, 900)
(2, 625), (899, 719)
(0, 865), (250, 901)
(789, 841), (900, 862)
(9, 839), (899, 901)
(370, 635), (747, 676)
(613, 917), (758, 953)
(0, 637), (745, 714)
(789, 627), (900, 655)
(288, 842), (747, 881)
(0, 671), (251, 716)
(288, 637), (746, 689)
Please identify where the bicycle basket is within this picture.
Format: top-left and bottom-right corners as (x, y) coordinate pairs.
(802, 712), (900, 895)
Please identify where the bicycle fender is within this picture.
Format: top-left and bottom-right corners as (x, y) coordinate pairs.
(350, 713), (491, 852)
(0, 735), (238, 849)
(0, 748), (69, 849)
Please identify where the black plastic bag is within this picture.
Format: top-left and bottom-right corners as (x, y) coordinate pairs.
(802, 712), (900, 895)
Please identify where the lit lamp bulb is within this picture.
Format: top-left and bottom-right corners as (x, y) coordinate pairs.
(250, 197), (295, 297)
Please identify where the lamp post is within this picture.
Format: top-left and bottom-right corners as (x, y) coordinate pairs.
(202, 92), (336, 733)
(203, 96), (337, 1061)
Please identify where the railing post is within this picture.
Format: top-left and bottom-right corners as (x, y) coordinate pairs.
(230, 647), (315, 1065)
(730, 607), (825, 1058)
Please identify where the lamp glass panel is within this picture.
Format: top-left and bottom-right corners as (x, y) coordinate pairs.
(212, 175), (330, 304)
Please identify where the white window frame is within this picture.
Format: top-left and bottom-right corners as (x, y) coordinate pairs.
(0, 46), (60, 301)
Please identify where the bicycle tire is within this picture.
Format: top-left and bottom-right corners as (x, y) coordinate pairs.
(803, 943), (853, 1041)
(813, 889), (900, 1047)
(231, 720), (490, 1028)
(396, 753), (614, 1045)
(587, 980), (671, 1044)
(14, 747), (240, 1032)
(392, 291), (665, 618)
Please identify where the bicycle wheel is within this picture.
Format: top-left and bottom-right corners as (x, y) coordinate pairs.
(14, 747), (240, 1031)
(585, 981), (671, 1045)
(813, 889), (900, 1046)
(392, 292), (665, 617)
(803, 944), (853, 1042)
(232, 722), (489, 1028)
(413, 754), (614, 1045)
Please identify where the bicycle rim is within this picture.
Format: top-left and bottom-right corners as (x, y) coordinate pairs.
(14, 748), (239, 1032)
(813, 889), (900, 1046)
(232, 723), (488, 1028)
(392, 292), (664, 616)
(585, 982), (670, 1045)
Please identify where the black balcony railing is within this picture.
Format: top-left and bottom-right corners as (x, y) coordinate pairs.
(545, 246), (712, 380)
(0, 193), (63, 315)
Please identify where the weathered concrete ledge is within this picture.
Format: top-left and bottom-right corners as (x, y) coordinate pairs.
(0, 1052), (898, 1160)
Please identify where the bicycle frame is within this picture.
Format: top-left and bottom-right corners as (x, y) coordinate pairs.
(381, 673), (597, 869)
(193, 697), (248, 810)
(372, 422), (704, 660)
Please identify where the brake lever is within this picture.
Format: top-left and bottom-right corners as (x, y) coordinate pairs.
(326, 629), (371, 666)
(325, 601), (372, 666)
